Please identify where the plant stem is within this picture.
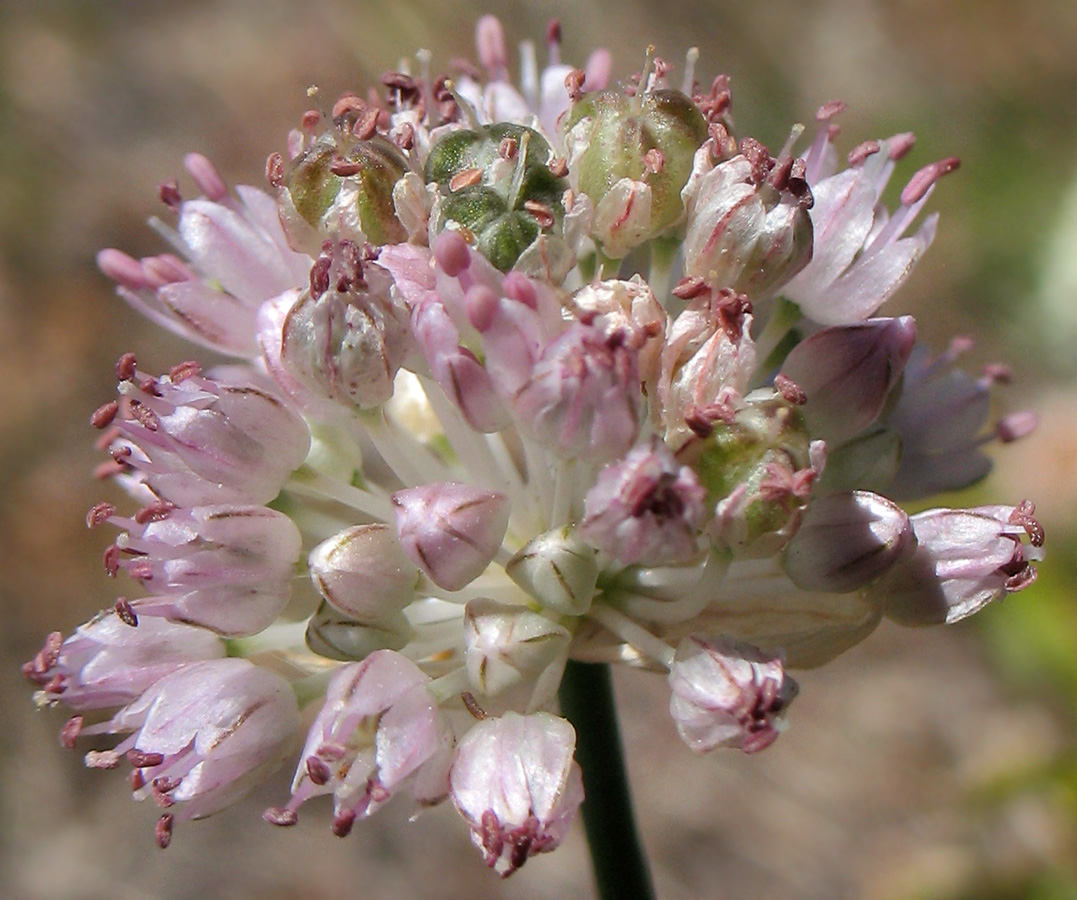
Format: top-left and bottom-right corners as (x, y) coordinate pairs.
(558, 660), (657, 900)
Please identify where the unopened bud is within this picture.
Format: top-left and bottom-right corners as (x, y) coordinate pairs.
(305, 602), (413, 661)
(463, 599), (571, 713)
(309, 524), (420, 623)
(505, 527), (599, 615)
(392, 483), (510, 591)
(779, 316), (917, 446)
(783, 491), (912, 592)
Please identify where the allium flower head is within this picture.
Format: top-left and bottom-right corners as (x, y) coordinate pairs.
(30, 16), (1043, 878)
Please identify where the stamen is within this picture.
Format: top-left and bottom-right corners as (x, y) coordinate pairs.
(462, 691), (488, 720)
(155, 813), (174, 849)
(774, 373), (807, 405)
(184, 153), (228, 202)
(90, 401), (119, 429)
(900, 156), (960, 206)
(60, 716), (83, 749)
(266, 152), (285, 188)
(157, 180), (182, 209)
(264, 806), (299, 827)
(127, 749), (165, 768)
(115, 598), (139, 627)
(116, 352), (138, 382)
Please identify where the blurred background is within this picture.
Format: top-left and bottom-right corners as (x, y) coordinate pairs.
(2, 1), (1077, 897)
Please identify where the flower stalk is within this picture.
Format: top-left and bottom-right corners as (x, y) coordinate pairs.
(558, 661), (657, 900)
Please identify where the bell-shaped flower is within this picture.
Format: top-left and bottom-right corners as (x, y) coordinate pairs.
(569, 276), (667, 390)
(309, 524), (420, 623)
(782, 491), (913, 593)
(779, 316), (917, 446)
(264, 652), (453, 836)
(463, 599), (571, 713)
(681, 143), (813, 299)
(450, 711), (584, 877)
(874, 501), (1044, 626)
(78, 658), (300, 843)
(98, 154), (311, 357)
(279, 246), (410, 410)
(513, 322), (642, 463)
(392, 483), (510, 591)
(505, 526), (599, 616)
(96, 503), (302, 636)
(658, 287), (756, 447)
(580, 437), (707, 566)
(668, 635), (799, 754)
(98, 359), (310, 506)
(23, 612), (225, 712)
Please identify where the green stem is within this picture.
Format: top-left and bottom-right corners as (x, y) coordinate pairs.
(558, 661), (657, 900)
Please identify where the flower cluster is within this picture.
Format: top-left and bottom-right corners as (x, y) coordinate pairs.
(28, 16), (1043, 877)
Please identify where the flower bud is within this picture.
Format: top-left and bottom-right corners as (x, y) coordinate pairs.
(279, 257), (409, 410)
(450, 711), (584, 877)
(278, 134), (408, 254)
(309, 524), (420, 623)
(668, 635), (798, 754)
(580, 437), (707, 566)
(779, 316), (917, 445)
(392, 483), (510, 591)
(505, 526), (599, 616)
(782, 491), (912, 592)
(305, 601), (413, 661)
(566, 88), (708, 254)
(425, 124), (567, 272)
(874, 502), (1044, 626)
(463, 599), (571, 713)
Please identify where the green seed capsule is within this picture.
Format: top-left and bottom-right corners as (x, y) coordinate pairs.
(280, 134), (408, 252)
(568, 89), (708, 236)
(425, 123), (567, 271)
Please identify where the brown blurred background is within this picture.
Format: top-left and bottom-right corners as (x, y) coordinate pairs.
(3, 1), (1077, 898)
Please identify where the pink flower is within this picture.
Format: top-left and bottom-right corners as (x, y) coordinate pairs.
(78, 658), (300, 845)
(265, 652), (453, 835)
(668, 635), (798, 754)
(98, 154), (311, 357)
(450, 711), (584, 877)
(23, 612), (224, 712)
(876, 501), (1044, 625)
(580, 437), (707, 565)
